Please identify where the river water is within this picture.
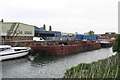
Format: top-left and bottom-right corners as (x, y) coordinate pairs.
(2, 48), (114, 78)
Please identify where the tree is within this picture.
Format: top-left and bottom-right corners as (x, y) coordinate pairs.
(112, 34), (120, 53)
(112, 34), (120, 78)
(75, 32), (78, 35)
(88, 30), (94, 35)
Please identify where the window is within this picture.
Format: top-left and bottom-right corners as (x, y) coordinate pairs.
(24, 31), (32, 34)
(2, 48), (10, 51)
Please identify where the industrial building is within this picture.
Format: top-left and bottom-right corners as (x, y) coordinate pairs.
(0, 20), (61, 42)
(75, 34), (100, 40)
(0, 21), (34, 41)
(34, 26), (61, 41)
(61, 32), (75, 41)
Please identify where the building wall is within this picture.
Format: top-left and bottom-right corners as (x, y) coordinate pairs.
(0, 22), (2, 44)
(1, 22), (34, 42)
(1, 22), (34, 36)
(75, 34), (99, 40)
(2, 36), (33, 41)
(34, 27), (62, 40)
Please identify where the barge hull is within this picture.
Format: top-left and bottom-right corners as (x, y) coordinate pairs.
(30, 41), (100, 55)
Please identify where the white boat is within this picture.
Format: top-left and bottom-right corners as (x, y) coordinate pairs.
(0, 45), (31, 61)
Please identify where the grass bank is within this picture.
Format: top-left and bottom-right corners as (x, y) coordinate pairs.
(63, 54), (119, 78)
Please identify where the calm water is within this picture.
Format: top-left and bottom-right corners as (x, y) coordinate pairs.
(2, 48), (114, 78)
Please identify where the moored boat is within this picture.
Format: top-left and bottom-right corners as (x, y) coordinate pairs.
(0, 45), (31, 61)
(100, 41), (113, 48)
(30, 40), (101, 55)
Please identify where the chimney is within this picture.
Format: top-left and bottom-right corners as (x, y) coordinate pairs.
(1, 19), (3, 23)
(49, 25), (52, 31)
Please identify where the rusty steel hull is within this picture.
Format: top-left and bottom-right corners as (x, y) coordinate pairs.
(30, 41), (101, 55)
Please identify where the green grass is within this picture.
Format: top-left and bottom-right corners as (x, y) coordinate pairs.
(63, 54), (119, 79)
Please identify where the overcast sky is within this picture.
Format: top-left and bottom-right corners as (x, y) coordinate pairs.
(0, 0), (119, 34)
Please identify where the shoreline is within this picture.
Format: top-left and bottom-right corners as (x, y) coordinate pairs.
(63, 53), (119, 78)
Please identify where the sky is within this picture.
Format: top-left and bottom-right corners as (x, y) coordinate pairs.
(0, 0), (119, 34)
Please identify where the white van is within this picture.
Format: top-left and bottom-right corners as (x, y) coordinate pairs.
(33, 37), (44, 41)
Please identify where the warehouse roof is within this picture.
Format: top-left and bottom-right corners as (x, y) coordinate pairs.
(1, 22), (34, 27)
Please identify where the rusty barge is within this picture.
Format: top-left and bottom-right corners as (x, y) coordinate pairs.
(29, 40), (101, 55)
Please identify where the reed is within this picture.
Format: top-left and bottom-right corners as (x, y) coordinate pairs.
(64, 54), (119, 79)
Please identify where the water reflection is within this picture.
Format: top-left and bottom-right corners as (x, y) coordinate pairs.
(30, 54), (60, 66)
(30, 52), (84, 66)
(2, 48), (114, 78)
(0, 62), (2, 80)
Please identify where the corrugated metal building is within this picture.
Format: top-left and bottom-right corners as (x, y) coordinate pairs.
(34, 26), (61, 40)
(0, 20), (61, 42)
(61, 32), (75, 41)
(76, 34), (99, 40)
(0, 21), (34, 41)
